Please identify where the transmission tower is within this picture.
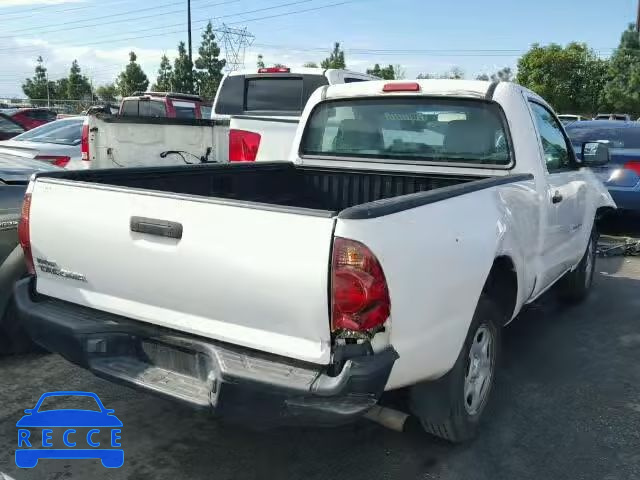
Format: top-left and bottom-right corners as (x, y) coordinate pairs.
(216, 24), (254, 72)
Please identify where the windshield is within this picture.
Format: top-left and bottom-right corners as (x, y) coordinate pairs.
(566, 125), (640, 149)
(12, 118), (83, 145)
(302, 98), (512, 166)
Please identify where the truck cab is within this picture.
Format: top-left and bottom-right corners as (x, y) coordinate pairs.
(120, 92), (209, 120)
(211, 67), (377, 162)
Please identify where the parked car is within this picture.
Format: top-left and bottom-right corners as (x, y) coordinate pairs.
(0, 113), (26, 140)
(0, 116), (85, 169)
(557, 114), (587, 125)
(5, 108), (57, 130)
(0, 150), (59, 354)
(566, 120), (640, 212)
(592, 113), (632, 121)
(119, 92), (206, 119)
(14, 80), (614, 442)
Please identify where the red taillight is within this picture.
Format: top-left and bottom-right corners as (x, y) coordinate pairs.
(229, 129), (261, 162)
(18, 187), (35, 275)
(331, 237), (391, 332)
(624, 161), (640, 176)
(258, 67), (290, 73)
(35, 155), (70, 168)
(382, 82), (420, 92)
(81, 121), (89, 161)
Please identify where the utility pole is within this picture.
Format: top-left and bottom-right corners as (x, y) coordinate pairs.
(46, 73), (50, 108)
(187, 0), (193, 65)
(637, 0), (640, 32)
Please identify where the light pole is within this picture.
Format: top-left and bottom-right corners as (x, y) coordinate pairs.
(187, 0), (193, 65)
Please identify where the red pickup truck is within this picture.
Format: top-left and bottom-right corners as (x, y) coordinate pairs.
(119, 92), (210, 119)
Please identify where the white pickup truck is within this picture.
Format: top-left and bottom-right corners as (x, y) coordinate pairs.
(82, 67), (376, 168)
(14, 79), (615, 442)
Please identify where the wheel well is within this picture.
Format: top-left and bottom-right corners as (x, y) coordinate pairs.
(483, 256), (518, 325)
(595, 206), (615, 233)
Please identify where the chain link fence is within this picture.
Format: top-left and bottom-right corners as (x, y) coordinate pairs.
(0, 98), (108, 114)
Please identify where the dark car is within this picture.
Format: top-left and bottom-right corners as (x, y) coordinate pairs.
(6, 108), (58, 130)
(566, 120), (640, 212)
(0, 151), (59, 353)
(0, 113), (26, 140)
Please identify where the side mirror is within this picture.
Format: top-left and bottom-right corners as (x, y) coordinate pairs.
(582, 141), (610, 166)
(24, 409), (33, 414)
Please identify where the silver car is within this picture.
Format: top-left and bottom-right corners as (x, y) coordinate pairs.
(0, 116), (85, 170)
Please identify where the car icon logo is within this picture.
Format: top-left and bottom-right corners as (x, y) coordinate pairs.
(15, 391), (123, 468)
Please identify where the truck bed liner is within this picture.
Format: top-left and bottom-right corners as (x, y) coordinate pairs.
(37, 162), (483, 215)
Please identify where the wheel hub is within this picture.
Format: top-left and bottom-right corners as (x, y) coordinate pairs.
(464, 325), (495, 416)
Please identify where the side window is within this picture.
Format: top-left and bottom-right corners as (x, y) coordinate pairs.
(344, 78), (367, 83)
(121, 100), (139, 116)
(529, 102), (572, 172)
(139, 100), (167, 118)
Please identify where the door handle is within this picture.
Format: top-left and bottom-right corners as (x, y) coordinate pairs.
(551, 191), (563, 204)
(130, 216), (183, 239)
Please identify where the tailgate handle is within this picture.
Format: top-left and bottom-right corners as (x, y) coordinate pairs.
(130, 216), (183, 239)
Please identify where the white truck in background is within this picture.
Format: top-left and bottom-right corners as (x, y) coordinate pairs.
(15, 79), (615, 442)
(82, 67), (376, 168)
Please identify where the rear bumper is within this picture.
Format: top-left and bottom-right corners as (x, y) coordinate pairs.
(14, 278), (398, 428)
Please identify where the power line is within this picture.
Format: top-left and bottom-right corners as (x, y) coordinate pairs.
(0, 0), (346, 54)
(0, 0), (243, 39)
(1, 0), (133, 19)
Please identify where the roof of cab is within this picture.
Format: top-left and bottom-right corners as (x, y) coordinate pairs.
(227, 67), (376, 78)
(322, 79), (497, 100)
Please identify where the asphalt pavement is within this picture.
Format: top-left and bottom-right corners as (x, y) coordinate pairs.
(0, 256), (639, 480)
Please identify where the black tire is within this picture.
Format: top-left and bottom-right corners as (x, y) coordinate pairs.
(558, 229), (598, 304)
(409, 295), (501, 443)
(0, 298), (38, 355)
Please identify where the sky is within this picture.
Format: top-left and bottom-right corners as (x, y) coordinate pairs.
(0, 0), (636, 97)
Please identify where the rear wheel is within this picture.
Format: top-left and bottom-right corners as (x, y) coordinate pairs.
(558, 229), (597, 303)
(409, 295), (501, 443)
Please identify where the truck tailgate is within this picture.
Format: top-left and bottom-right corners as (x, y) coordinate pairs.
(29, 179), (335, 364)
(230, 116), (299, 161)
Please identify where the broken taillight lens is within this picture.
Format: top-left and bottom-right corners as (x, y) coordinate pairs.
(331, 237), (391, 332)
(18, 182), (35, 275)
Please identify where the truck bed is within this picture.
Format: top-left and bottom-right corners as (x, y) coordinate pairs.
(39, 162), (483, 216)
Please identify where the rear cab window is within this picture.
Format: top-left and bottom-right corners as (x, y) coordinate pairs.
(214, 74), (329, 116)
(300, 98), (513, 167)
(170, 100), (197, 119)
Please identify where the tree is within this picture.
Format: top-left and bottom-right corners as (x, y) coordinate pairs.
(367, 64), (396, 79)
(96, 83), (117, 102)
(22, 56), (50, 100)
(172, 42), (195, 94)
(517, 42), (607, 114)
(491, 67), (513, 82)
(67, 60), (92, 100)
(116, 51), (150, 97)
(53, 78), (69, 100)
(194, 21), (225, 100)
(475, 73), (490, 81)
(153, 54), (173, 91)
(321, 42), (346, 69)
(303, 61), (318, 68)
(416, 73), (436, 79)
(393, 64), (406, 80)
(257, 54), (265, 69)
(602, 24), (640, 116)
(443, 67), (464, 79)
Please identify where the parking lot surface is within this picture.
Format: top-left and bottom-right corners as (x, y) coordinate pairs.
(0, 256), (639, 480)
